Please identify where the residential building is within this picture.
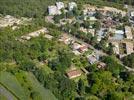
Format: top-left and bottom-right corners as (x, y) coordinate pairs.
(59, 34), (72, 44)
(125, 26), (133, 39)
(125, 42), (134, 55)
(66, 69), (82, 79)
(48, 6), (61, 15)
(56, 2), (64, 10)
(44, 34), (53, 40)
(72, 42), (82, 50)
(97, 62), (106, 69)
(89, 17), (97, 21)
(68, 2), (77, 11)
(130, 11), (134, 17)
(0, 15), (21, 28)
(88, 29), (95, 36)
(78, 45), (88, 53)
(112, 42), (120, 55)
(87, 55), (98, 64)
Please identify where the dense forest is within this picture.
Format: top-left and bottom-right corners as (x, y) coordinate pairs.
(0, 0), (133, 18)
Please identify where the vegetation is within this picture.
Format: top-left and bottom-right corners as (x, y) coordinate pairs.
(122, 53), (134, 68)
(0, 72), (28, 100)
(0, 0), (133, 18)
(0, 0), (134, 100)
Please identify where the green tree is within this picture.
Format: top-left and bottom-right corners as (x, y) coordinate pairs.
(78, 79), (85, 95)
(122, 53), (134, 68)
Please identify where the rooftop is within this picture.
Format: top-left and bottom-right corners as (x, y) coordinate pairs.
(125, 26), (133, 39)
(125, 42), (134, 55)
(66, 69), (82, 79)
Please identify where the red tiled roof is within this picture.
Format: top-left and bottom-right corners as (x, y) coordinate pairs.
(79, 45), (88, 52)
(66, 69), (82, 79)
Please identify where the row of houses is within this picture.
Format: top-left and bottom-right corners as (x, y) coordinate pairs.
(0, 15), (32, 29)
(17, 28), (52, 42)
(83, 5), (127, 17)
(59, 34), (89, 55)
(0, 15), (20, 28)
(48, 2), (77, 15)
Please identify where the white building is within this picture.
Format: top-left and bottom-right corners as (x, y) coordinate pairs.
(48, 6), (61, 15)
(68, 2), (77, 11)
(56, 2), (64, 10)
(130, 11), (134, 17)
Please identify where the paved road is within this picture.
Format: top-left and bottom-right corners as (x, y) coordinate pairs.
(64, 33), (107, 56)
(64, 33), (134, 72)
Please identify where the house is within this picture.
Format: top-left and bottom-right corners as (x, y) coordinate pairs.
(97, 36), (102, 42)
(89, 17), (97, 21)
(48, 6), (61, 15)
(68, 2), (77, 11)
(88, 29), (95, 36)
(20, 28), (48, 41)
(56, 2), (64, 10)
(125, 42), (134, 55)
(103, 18), (114, 28)
(87, 55), (98, 64)
(78, 45), (88, 53)
(125, 26), (133, 39)
(21, 36), (31, 40)
(0, 15), (21, 28)
(28, 28), (47, 37)
(97, 62), (106, 69)
(130, 11), (134, 17)
(59, 34), (72, 44)
(72, 42), (82, 50)
(44, 34), (53, 40)
(66, 69), (82, 79)
(79, 27), (88, 33)
(112, 42), (120, 55)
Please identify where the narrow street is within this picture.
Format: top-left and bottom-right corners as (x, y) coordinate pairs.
(64, 33), (134, 72)
(64, 33), (107, 56)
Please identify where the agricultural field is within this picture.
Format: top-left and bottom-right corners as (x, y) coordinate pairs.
(0, 71), (57, 100)
(0, 84), (17, 100)
(0, 71), (28, 100)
